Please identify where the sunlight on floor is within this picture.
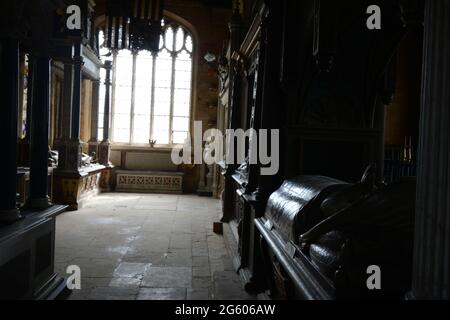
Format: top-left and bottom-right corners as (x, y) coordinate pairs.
(55, 193), (252, 300)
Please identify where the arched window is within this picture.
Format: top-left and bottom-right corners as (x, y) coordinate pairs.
(98, 20), (193, 145)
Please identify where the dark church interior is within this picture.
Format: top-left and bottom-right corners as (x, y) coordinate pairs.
(0, 0), (449, 301)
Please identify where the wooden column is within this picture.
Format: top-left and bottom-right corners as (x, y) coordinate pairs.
(27, 55), (52, 209)
(56, 59), (74, 171)
(61, 61), (74, 141)
(251, 3), (284, 206)
(221, 8), (244, 222)
(18, 53), (25, 138)
(67, 43), (84, 172)
(0, 38), (22, 222)
(25, 57), (33, 142)
(88, 79), (100, 157)
(98, 60), (112, 166)
(221, 70), (242, 222)
(71, 45), (83, 142)
(18, 55), (33, 167)
(410, 0), (450, 300)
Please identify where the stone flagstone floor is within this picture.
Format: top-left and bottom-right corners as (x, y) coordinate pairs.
(55, 193), (253, 300)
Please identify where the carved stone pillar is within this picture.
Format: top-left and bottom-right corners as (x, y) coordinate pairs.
(88, 79), (100, 158)
(27, 55), (52, 209)
(0, 38), (22, 222)
(98, 60), (112, 167)
(410, 0), (450, 300)
(56, 59), (73, 171)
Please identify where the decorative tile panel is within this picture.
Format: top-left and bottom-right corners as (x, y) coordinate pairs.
(116, 170), (183, 194)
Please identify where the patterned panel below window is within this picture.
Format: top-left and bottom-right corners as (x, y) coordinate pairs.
(116, 171), (183, 194)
